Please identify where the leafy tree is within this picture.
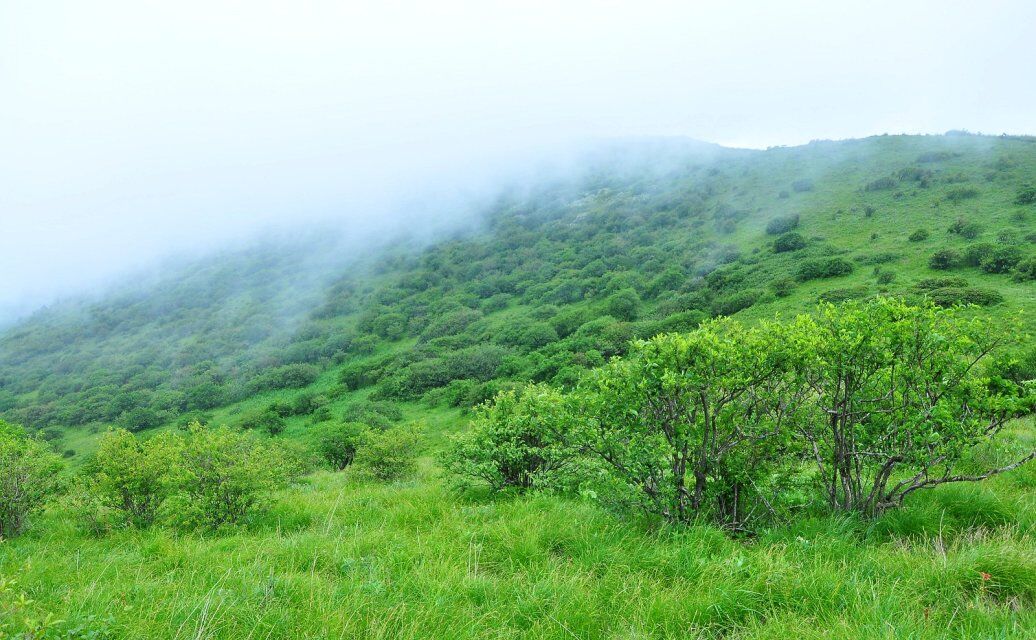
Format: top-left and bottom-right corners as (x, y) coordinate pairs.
(575, 321), (802, 529)
(444, 385), (574, 492)
(790, 299), (1033, 516)
(0, 421), (63, 538)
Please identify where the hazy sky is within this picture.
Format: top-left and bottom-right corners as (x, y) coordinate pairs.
(2, 1), (1035, 318)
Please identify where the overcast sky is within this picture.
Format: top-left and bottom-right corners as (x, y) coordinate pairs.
(2, 1), (1035, 318)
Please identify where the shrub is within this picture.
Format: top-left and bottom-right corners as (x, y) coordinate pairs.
(239, 408), (286, 436)
(495, 318), (559, 349)
(249, 364), (320, 393)
(864, 176), (897, 191)
(962, 243), (997, 267)
(817, 286), (871, 303)
(1014, 257), (1036, 281)
(908, 229), (930, 242)
(1015, 186), (1036, 205)
(773, 232), (806, 253)
(765, 214), (800, 235)
(84, 428), (181, 528)
(793, 300), (1030, 515)
(876, 271), (896, 285)
(797, 258), (854, 281)
(928, 249), (961, 270)
(604, 288), (641, 321)
(444, 385), (575, 492)
(925, 287), (1004, 307)
(948, 217), (982, 239)
(353, 425), (423, 482)
(342, 400), (403, 429)
(419, 308), (482, 342)
(945, 186), (979, 203)
(915, 276), (970, 290)
(575, 320), (800, 529)
(980, 246), (1024, 274)
(82, 425), (299, 531)
(168, 424), (302, 530)
(310, 422), (367, 470)
(770, 276), (797, 298)
(0, 421), (63, 538)
(711, 290), (760, 316)
(791, 179), (814, 192)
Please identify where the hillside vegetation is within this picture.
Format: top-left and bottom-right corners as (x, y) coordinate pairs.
(1, 133), (1035, 639)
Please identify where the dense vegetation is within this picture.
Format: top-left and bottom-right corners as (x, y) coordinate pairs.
(1, 133), (1035, 638)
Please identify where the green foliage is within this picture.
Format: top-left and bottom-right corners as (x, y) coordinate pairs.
(353, 425), (423, 482)
(603, 288), (641, 321)
(444, 385), (575, 492)
(1014, 256), (1036, 281)
(573, 319), (799, 529)
(310, 422), (367, 470)
(1015, 185), (1036, 205)
(796, 257), (854, 281)
(790, 300), (1031, 515)
(79, 425), (299, 531)
(980, 245), (1024, 273)
(0, 421), (63, 538)
(250, 364), (320, 393)
(945, 186), (980, 203)
(928, 248), (961, 270)
(908, 228), (930, 242)
(765, 213), (800, 235)
(773, 231), (806, 253)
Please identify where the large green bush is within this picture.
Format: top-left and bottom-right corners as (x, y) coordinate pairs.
(0, 421), (63, 538)
(451, 300), (1035, 530)
(444, 385), (575, 492)
(79, 424), (300, 532)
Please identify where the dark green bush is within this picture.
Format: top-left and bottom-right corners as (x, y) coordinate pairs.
(963, 243), (997, 267)
(797, 258), (854, 281)
(980, 246), (1024, 274)
(1015, 186), (1036, 205)
(908, 229), (930, 242)
(927, 287), (1004, 307)
(791, 179), (814, 192)
(765, 214), (800, 235)
(310, 422), (366, 470)
(1014, 257), (1036, 281)
(928, 249), (961, 270)
(773, 232), (807, 253)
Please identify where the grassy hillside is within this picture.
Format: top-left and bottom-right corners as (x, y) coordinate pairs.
(1, 133), (1035, 638)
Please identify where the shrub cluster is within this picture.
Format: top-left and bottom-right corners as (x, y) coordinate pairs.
(71, 424), (303, 533)
(448, 300), (1034, 532)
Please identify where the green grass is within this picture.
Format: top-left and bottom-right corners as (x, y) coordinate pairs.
(3, 418), (1034, 639)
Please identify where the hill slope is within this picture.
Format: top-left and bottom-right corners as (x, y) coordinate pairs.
(1, 133), (1035, 639)
(2, 133), (1034, 452)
